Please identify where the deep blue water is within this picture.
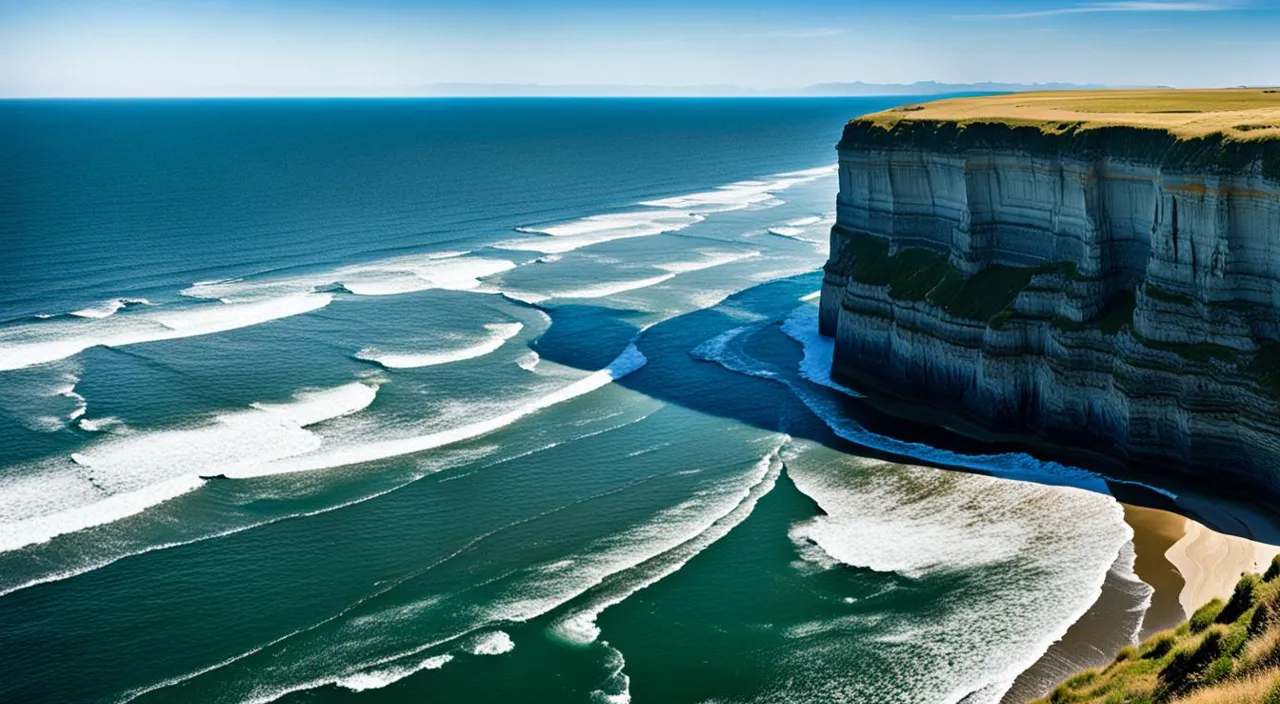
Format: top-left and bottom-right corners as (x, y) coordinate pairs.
(0, 98), (1141, 704)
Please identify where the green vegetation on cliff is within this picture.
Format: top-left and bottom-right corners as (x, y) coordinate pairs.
(842, 89), (1280, 180)
(832, 230), (1130, 332)
(1033, 558), (1280, 704)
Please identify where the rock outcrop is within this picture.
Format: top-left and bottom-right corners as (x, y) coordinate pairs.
(819, 91), (1280, 493)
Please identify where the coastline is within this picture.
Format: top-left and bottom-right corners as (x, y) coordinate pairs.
(1006, 501), (1280, 703)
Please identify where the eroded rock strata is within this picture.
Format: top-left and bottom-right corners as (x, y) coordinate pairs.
(819, 107), (1280, 492)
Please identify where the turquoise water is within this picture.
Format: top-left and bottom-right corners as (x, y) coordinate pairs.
(1, 99), (1144, 703)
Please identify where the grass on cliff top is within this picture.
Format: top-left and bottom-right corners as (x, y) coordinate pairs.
(1033, 560), (1280, 704)
(858, 89), (1280, 142)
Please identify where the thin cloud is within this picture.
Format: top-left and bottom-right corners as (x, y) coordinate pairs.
(963, 1), (1234, 20)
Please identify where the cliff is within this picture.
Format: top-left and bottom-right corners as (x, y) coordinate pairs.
(819, 90), (1280, 494)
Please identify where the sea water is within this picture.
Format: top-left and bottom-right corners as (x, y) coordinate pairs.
(0, 98), (1142, 703)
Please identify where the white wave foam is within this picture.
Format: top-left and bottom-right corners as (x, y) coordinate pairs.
(222, 343), (646, 478)
(792, 467), (1032, 578)
(77, 416), (122, 433)
(40, 373), (88, 426)
(69, 297), (151, 319)
(542, 274), (675, 301)
(653, 250), (760, 274)
(0, 382), (378, 553)
(778, 306), (861, 398)
(496, 165), (835, 254)
(782, 447), (1133, 704)
(335, 654), (452, 692)
(469, 631), (515, 655)
(0, 293), (332, 372)
(589, 643), (632, 704)
(504, 274), (676, 303)
(498, 212), (706, 254)
(1112, 539), (1155, 645)
(640, 167), (834, 213)
(517, 351), (541, 372)
(551, 438), (785, 647)
(182, 253), (514, 301)
(356, 323), (524, 369)
(767, 214), (834, 241)
(0, 475), (208, 555)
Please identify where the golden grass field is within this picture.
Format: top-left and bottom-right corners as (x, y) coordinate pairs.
(859, 89), (1280, 141)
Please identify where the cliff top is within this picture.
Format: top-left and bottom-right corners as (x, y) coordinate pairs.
(859, 89), (1280, 142)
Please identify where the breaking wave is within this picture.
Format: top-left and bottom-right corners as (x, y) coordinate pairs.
(335, 654), (453, 692)
(0, 294), (333, 372)
(356, 323), (525, 369)
(0, 382), (378, 553)
(498, 166), (836, 254)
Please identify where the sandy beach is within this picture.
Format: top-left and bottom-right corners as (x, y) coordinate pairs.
(1165, 515), (1280, 618)
(1006, 501), (1280, 703)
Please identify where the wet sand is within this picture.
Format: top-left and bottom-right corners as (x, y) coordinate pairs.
(1125, 504), (1190, 638)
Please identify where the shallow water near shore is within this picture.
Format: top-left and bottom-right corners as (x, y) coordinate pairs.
(0, 97), (1237, 703)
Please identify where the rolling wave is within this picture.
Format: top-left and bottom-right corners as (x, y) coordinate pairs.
(499, 166), (836, 254)
(69, 298), (152, 319)
(0, 382), (377, 554)
(0, 293), (333, 373)
(356, 323), (525, 369)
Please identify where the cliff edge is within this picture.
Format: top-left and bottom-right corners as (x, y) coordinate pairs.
(819, 89), (1280, 495)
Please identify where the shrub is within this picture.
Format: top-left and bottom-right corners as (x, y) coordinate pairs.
(1251, 601), (1274, 636)
(1143, 632), (1177, 659)
(1218, 574), (1261, 624)
(1222, 624), (1250, 657)
(1266, 555), (1280, 583)
(1161, 629), (1226, 695)
(1205, 656), (1234, 683)
(1191, 599), (1226, 633)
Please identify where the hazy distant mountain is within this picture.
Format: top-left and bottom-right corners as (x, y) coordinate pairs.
(795, 81), (1110, 96)
(412, 81), (1113, 97)
(206, 81), (1118, 98)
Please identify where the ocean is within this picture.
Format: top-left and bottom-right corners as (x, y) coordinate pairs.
(0, 98), (1145, 703)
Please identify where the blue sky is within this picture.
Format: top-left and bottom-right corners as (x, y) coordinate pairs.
(1, 0), (1277, 96)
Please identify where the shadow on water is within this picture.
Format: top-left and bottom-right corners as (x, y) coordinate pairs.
(530, 272), (1280, 544)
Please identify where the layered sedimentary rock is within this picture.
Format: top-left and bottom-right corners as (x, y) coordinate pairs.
(819, 91), (1280, 493)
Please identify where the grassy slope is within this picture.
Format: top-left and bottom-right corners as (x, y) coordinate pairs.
(1032, 557), (1280, 704)
(856, 89), (1280, 141)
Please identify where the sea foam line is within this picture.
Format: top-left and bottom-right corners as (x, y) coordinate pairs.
(0, 382), (379, 554)
(0, 252), (516, 373)
(355, 322), (525, 369)
(0, 293), (333, 372)
(497, 166), (836, 254)
(551, 437), (786, 646)
(230, 342), (647, 478)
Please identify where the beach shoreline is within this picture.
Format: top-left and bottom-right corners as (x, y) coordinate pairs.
(1004, 501), (1280, 703)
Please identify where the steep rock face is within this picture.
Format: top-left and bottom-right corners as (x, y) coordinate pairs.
(820, 120), (1280, 493)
